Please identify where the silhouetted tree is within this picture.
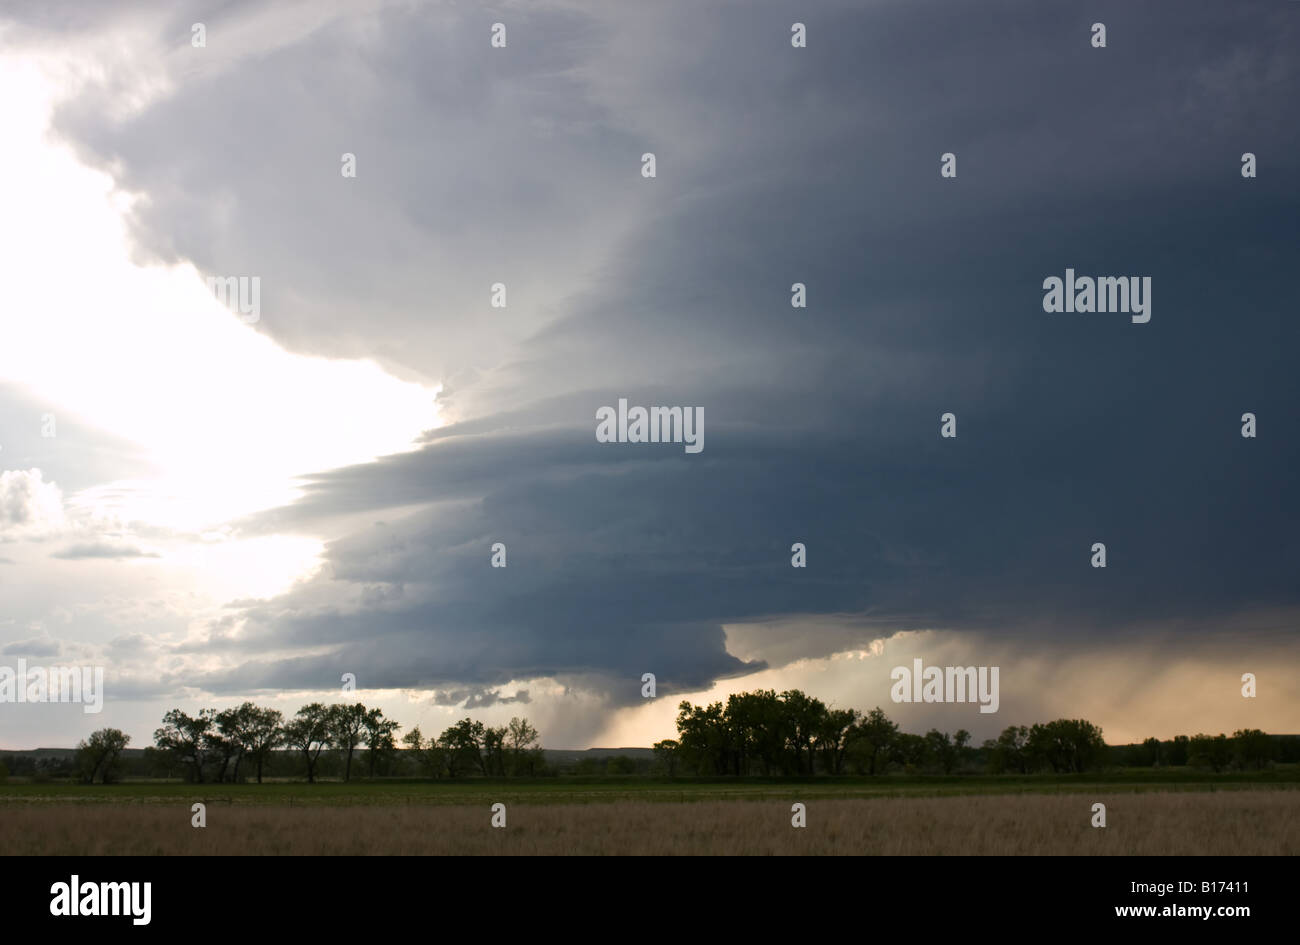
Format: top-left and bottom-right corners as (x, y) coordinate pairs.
(1167, 734), (1190, 766)
(439, 718), (485, 778)
(1026, 719), (1106, 773)
(363, 707), (400, 778)
(153, 709), (215, 783)
(242, 705), (284, 784)
(850, 707), (899, 775)
(1231, 729), (1273, 770)
(482, 725), (507, 776)
(327, 703), (368, 781)
(506, 717), (542, 776)
(1140, 736), (1162, 767)
(987, 725), (1030, 774)
(781, 690), (826, 776)
(77, 728), (130, 784)
(926, 729), (958, 774)
(1188, 733), (1232, 772)
(283, 703), (331, 782)
(816, 708), (860, 775)
(653, 739), (679, 777)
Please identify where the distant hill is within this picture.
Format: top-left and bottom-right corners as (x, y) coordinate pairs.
(542, 747), (655, 764)
(1, 747), (86, 759)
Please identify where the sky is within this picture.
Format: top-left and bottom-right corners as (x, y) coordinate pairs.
(0, 0), (1297, 751)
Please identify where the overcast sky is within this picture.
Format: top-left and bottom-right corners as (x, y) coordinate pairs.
(1, 0), (1296, 750)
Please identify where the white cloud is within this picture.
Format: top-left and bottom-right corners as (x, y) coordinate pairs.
(0, 468), (65, 534)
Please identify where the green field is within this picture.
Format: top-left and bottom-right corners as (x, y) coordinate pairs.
(3, 765), (1296, 808)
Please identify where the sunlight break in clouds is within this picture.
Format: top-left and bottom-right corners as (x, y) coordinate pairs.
(0, 55), (439, 548)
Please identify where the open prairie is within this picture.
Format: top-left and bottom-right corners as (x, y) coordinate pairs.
(2, 781), (1296, 855)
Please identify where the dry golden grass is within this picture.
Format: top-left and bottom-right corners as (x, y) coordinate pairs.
(3, 790), (1295, 855)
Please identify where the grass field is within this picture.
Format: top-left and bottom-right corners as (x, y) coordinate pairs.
(2, 768), (1297, 854)
(1, 790), (1295, 855)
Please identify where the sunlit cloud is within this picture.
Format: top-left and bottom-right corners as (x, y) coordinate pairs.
(0, 55), (439, 539)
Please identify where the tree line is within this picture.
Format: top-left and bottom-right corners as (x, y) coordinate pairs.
(652, 689), (1285, 777)
(71, 702), (542, 784)
(54, 689), (1295, 783)
(656, 690), (1109, 777)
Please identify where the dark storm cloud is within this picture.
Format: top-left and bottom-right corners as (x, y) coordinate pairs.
(27, 1), (1299, 698)
(430, 687), (531, 709)
(35, 0), (652, 397)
